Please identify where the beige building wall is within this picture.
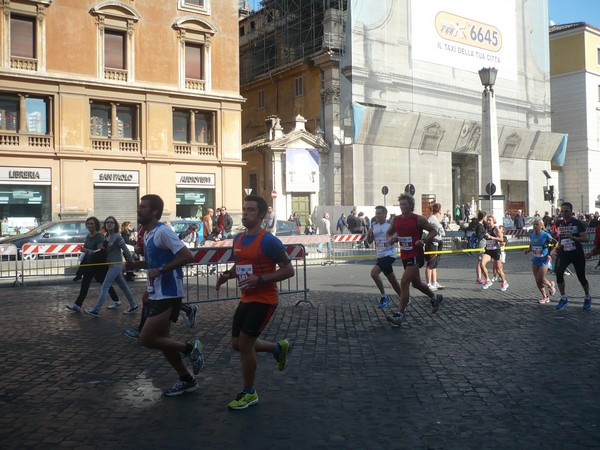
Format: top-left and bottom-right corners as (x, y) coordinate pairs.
(0, 0), (243, 225)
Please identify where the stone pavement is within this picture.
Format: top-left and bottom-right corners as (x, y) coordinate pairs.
(1, 251), (599, 449)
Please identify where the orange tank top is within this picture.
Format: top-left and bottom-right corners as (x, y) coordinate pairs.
(233, 229), (278, 304)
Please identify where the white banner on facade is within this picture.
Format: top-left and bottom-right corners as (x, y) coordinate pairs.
(93, 169), (139, 186)
(0, 167), (51, 185)
(411, 0), (517, 80)
(285, 149), (319, 192)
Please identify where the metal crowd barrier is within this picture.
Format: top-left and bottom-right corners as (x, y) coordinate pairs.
(0, 244), (19, 285)
(183, 244), (311, 307)
(15, 243), (83, 286)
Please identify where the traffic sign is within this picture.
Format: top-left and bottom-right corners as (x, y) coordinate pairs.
(381, 186), (389, 196)
(485, 182), (496, 195)
(271, 190), (277, 199)
(404, 183), (415, 196)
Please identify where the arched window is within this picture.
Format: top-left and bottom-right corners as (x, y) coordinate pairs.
(1, 0), (53, 72)
(173, 17), (217, 92)
(90, 2), (140, 82)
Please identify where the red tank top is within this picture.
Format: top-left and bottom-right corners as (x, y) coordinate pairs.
(233, 229), (278, 304)
(393, 213), (421, 259)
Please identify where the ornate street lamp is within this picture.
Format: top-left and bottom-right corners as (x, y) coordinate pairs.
(478, 67), (498, 91)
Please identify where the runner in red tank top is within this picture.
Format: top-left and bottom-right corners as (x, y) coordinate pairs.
(385, 194), (444, 325)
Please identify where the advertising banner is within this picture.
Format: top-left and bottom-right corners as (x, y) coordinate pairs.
(411, 0), (517, 80)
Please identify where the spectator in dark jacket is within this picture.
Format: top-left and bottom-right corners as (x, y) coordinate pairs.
(513, 209), (526, 230)
(217, 206), (233, 239)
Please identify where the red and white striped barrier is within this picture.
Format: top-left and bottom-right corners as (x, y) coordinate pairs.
(333, 234), (365, 242)
(201, 235), (329, 247)
(504, 229), (529, 236)
(0, 244), (18, 256)
(21, 243), (83, 256)
(191, 244), (305, 264)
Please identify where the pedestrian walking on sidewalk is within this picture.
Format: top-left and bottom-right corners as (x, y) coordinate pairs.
(524, 219), (556, 304)
(67, 217), (120, 312)
(125, 194), (204, 396)
(366, 206), (402, 309)
(385, 194), (443, 326)
(552, 202), (592, 311)
(216, 195), (294, 410)
(83, 216), (138, 317)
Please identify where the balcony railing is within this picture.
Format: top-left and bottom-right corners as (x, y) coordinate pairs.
(11, 56), (37, 71)
(185, 78), (206, 91)
(91, 138), (140, 153)
(173, 143), (216, 157)
(0, 132), (53, 148)
(104, 68), (128, 82)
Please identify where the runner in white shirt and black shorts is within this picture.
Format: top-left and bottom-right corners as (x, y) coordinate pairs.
(367, 206), (402, 309)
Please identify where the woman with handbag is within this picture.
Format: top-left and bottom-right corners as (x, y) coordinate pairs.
(84, 216), (138, 317)
(66, 217), (120, 312)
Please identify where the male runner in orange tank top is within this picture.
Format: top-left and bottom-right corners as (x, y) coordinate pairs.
(216, 195), (295, 410)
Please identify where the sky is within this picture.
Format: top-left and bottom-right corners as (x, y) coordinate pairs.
(548, 0), (600, 28)
(247, 0), (600, 29)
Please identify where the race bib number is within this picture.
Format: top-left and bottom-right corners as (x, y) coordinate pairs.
(375, 239), (387, 249)
(562, 239), (575, 251)
(558, 225), (577, 238)
(532, 246), (543, 257)
(146, 277), (155, 293)
(485, 239), (497, 250)
(398, 236), (413, 251)
(236, 264), (253, 282)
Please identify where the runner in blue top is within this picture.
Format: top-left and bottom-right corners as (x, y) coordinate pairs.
(524, 219), (556, 304)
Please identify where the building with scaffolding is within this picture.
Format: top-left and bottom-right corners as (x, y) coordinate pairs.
(239, 0), (565, 220)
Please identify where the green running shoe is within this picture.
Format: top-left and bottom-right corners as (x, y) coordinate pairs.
(276, 339), (292, 371)
(228, 390), (259, 410)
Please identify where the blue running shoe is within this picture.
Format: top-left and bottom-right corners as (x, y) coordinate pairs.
(556, 296), (568, 311)
(378, 294), (390, 309)
(583, 295), (592, 310)
(482, 280), (493, 290)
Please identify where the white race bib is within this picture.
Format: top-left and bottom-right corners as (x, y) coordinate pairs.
(236, 264), (253, 282)
(531, 246), (543, 257)
(398, 236), (413, 251)
(375, 239), (387, 249)
(562, 239), (575, 251)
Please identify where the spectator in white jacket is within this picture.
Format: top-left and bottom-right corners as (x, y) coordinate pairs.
(317, 213), (332, 254)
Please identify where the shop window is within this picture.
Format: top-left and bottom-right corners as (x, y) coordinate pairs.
(3, 1), (52, 72)
(90, 101), (139, 151)
(173, 17), (216, 91)
(172, 109), (214, 144)
(90, 3), (140, 82)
